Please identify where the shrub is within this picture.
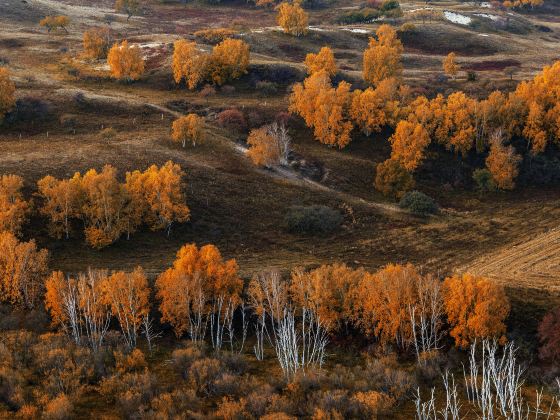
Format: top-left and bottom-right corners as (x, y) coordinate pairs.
(98, 127), (117, 140)
(398, 191), (438, 216)
(473, 168), (496, 192)
(188, 358), (223, 396)
(43, 394), (73, 420)
(172, 345), (204, 379)
(467, 71), (477, 81)
(284, 205), (343, 235)
(5, 96), (51, 124)
(216, 109), (247, 133)
(194, 28), (236, 44)
(256, 80), (278, 96)
(374, 159), (415, 199)
(538, 307), (560, 364)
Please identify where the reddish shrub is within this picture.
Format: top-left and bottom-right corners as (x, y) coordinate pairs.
(216, 109), (247, 133)
(538, 306), (560, 363)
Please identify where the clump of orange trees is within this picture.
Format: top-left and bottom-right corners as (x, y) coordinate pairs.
(173, 38), (250, 90)
(277, 2), (308, 37)
(107, 40), (145, 81)
(0, 231), (48, 309)
(171, 114), (205, 147)
(156, 243), (243, 351)
(37, 161), (190, 248)
(363, 24), (403, 86)
(247, 122), (291, 167)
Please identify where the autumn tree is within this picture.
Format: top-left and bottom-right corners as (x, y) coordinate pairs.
(107, 40), (145, 81)
(173, 38), (250, 89)
(0, 231), (48, 309)
(290, 264), (364, 332)
(289, 70), (353, 148)
(247, 122), (291, 167)
(277, 2), (308, 37)
(363, 24), (403, 86)
(0, 67), (16, 123)
(156, 243), (242, 350)
(102, 267), (150, 349)
(305, 47), (337, 76)
(83, 27), (112, 59)
(485, 130), (521, 190)
(0, 174), (30, 236)
(207, 38), (250, 86)
(350, 78), (400, 136)
(115, 0), (139, 20)
(443, 52), (459, 79)
(37, 174), (83, 239)
(437, 91), (478, 156)
(126, 161), (190, 235)
(442, 273), (510, 348)
(39, 15), (70, 33)
(172, 40), (209, 90)
(171, 114), (205, 147)
(353, 264), (419, 349)
(80, 165), (128, 248)
(374, 159), (415, 198)
(389, 120), (430, 171)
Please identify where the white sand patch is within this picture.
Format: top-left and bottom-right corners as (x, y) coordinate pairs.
(480, 2), (493, 7)
(478, 33), (490, 37)
(475, 13), (500, 21)
(407, 7), (434, 13)
(444, 11), (472, 25)
(309, 26), (329, 32)
(341, 28), (371, 34)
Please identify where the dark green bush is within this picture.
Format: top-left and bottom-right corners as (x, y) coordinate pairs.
(472, 168), (496, 192)
(399, 191), (438, 216)
(337, 8), (380, 24)
(284, 205), (343, 235)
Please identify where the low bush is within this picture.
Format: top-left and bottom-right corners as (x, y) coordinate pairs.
(399, 191), (438, 216)
(284, 205), (343, 235)
(473, 168), (496, 192)
(216, 109), (247, 133)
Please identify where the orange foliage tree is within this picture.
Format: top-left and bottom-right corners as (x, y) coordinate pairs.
(389, 120), (431, 171)
(37, 174), (83, 239)
(125, 161), (190, 236)
(173, 38), (250, 89)
(350, 78), (400, 136)
(290, 264), (364, 332)
(353, 263), (420, 349)
(156, 243), (242, 350)
(442, 52), (459, 79)
(107, 40), (145, 81)
(305, 47), (337, 76)
(247, 122), (291, 167)
(289, 70), (353, 148)
(83, 27), (112, 59)
(80, 165), (128, 248)
(208, 38), (250, 86)
(485, 130), (521, 190)
(172, 40), (209, 90)
(39, 15), (70, 33)
(0, 67), (16, 123)
(0, 231), (48, 309)
(171, 114), (205, 147)
(442, 273), (510, 348)
(363, 24), (403, 86)
(277, 2), (308, 37)
(374, 159), (415, 198)
(0, 174), (30, 236)
(102, 267), (150, 349)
